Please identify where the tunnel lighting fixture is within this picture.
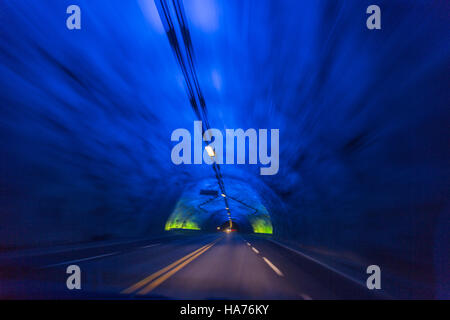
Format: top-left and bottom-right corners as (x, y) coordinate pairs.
(221, 193), (226, 197)
(216, 226), (220, 230)
(225, 207), (229, 210)
(205, 145), (215, 157)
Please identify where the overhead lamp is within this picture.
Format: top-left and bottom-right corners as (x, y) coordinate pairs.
(205, 145), (215, 157)
(221, 193), (226, 197)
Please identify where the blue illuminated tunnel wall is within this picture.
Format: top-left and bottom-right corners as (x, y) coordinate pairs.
(0, 0), (448, 298)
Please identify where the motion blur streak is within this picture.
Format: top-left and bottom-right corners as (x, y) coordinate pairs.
(0, 0), (449, 299)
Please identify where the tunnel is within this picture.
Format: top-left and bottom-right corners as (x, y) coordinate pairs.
(0, 0), (448, 300)
(164, 178), (274, 234)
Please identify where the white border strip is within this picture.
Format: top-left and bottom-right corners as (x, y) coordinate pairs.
(268, 239), (365, 288)
(42, 252), (119, 268)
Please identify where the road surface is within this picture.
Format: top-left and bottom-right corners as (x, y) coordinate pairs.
(0, 233), (378, 299)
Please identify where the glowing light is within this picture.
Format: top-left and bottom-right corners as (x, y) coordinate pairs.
(164, 199), (201, 231)
(221, 193), (226, 197)
(138, 0), (165, 34)
(216, 226), (220, 230)
(205, 145), (215, 157)
(186, 0), (219, 33)
(165, 219), (200, 231)
(211, 69), (222, 91)
(249, 215), (273, 234)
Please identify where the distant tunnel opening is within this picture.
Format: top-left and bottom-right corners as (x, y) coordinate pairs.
(163, 177), (276, 235)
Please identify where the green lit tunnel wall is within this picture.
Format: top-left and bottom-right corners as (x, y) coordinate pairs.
(164, 178), (273, 234)
(165, 198), (201, 231)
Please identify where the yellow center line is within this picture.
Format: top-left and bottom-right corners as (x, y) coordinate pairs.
(122, 237), (221, 295)
(137, 241), (216, 295)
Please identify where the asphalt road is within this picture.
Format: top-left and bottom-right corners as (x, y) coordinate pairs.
(0, 233), (378, 299)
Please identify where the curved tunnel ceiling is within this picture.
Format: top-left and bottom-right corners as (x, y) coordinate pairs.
(0, 0), (448, 298)
(164, 178), (273, 234)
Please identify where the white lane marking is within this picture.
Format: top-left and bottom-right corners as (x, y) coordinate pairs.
(262, 257), (284, 277)
(42, 252), (119, 268)
(140, 243), (159, 249)
(251, 247), (260, 254)
(246, 242), (251, 246)
(300, 293), (312, 300)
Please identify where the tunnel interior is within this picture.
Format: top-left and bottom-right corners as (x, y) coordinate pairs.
(164, 178), (273, 234)
(0, 0), (448, 299)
